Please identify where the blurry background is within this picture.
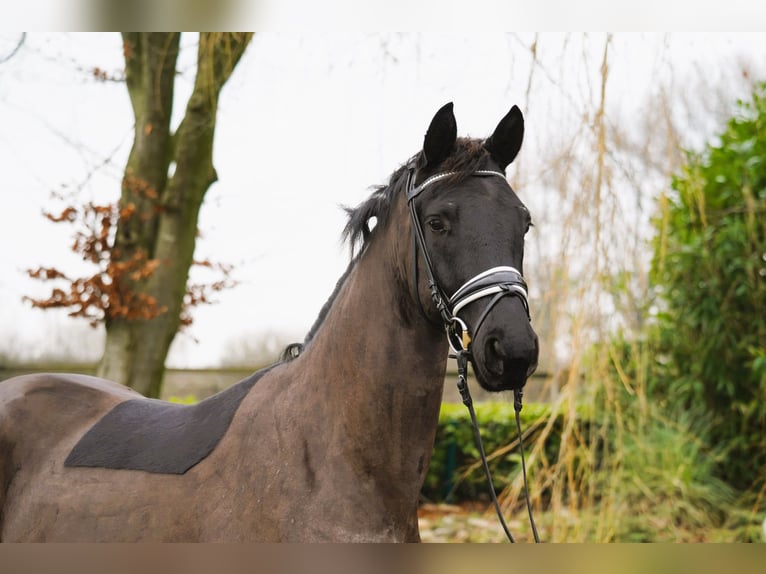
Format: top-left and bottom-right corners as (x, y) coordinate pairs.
(1, 31), (765, 541)
(2, 33), (761, 368)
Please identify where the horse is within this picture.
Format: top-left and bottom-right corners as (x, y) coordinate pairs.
(0, 102), (538, 542)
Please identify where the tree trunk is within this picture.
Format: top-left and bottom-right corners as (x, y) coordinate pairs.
(97, 33), (253, 397)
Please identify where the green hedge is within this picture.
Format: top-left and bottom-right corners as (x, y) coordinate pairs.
(423, 401), (564, 503)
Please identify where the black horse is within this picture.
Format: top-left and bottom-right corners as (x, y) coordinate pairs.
(0, 103), (537, 541)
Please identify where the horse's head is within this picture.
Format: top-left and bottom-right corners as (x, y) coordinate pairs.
(409, 103), (538, 392)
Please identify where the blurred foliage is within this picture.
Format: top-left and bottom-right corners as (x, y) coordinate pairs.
(424, 401), (584, 503)
(542, 334), (749, 542)
(650, 82), (766, 490)
(167, 394), (198, 405)
(535, 80), (766, 536)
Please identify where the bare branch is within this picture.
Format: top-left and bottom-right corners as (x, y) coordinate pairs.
(0, 33), (25, 64)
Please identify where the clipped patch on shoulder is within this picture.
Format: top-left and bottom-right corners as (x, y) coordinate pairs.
(65, 367), (272, 474)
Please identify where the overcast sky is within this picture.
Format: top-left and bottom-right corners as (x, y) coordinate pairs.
(1, 32), (764, 367)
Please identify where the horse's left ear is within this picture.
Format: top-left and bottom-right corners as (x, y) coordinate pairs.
(423, 102), (457, 167)
(485, 105), (524, 170)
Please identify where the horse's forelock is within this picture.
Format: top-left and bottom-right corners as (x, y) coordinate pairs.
(436, 138), (493, 180)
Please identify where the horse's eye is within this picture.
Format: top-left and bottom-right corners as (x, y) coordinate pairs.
(427, 218), (445, 232)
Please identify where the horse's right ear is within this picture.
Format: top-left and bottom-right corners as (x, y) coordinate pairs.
(422, 102), (457, 167)
(485, 105), (524, 170)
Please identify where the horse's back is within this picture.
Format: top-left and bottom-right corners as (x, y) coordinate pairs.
(0, 371), (278, 541)
(0, 373), (138, 445)
(0, 372), (139, 402)
(0, 373), (138, 540)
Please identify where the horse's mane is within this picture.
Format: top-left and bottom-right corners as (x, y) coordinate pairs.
(281, 138), (492, 361)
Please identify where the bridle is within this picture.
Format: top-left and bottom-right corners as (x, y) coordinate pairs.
(406, 168), (531, 354)
(406, 166), (541, 543)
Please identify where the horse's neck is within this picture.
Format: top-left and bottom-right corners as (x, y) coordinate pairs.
(298, 219), (448, 484)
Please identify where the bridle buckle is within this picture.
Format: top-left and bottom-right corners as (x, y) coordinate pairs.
(446, 316), (471, 354)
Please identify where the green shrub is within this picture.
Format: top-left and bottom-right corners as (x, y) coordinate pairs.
(651, 82), (766, 489)
(603, 409), (735, 541)
(565, 336), (738, 541)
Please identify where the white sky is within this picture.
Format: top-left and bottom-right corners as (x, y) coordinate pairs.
(1, 32), (765, 367)
(5, 1), (766, 32)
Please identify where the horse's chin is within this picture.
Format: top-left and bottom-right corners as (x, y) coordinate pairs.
(472, 362), (528, 393)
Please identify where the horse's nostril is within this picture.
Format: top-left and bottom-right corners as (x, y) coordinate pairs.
(483, 335), (537, 383)
(485, 337), (507, 376)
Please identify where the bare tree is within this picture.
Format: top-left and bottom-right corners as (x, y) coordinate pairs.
(27, 33), (252, 397)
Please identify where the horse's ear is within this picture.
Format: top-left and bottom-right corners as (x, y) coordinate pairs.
(485, 105), (524, 170)
(422, 102), (457, 167)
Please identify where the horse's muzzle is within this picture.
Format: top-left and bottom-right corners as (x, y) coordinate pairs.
(469, 297), (539, 392)
(482, 332), (539, 390)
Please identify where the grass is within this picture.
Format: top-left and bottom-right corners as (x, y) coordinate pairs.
(418, 496), (766, 543)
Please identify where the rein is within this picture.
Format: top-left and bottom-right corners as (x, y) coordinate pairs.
(453, 352), (540, 543)
(406, 167), (541, 543)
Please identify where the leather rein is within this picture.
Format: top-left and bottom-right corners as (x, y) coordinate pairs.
(406, 167), (541, 543)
